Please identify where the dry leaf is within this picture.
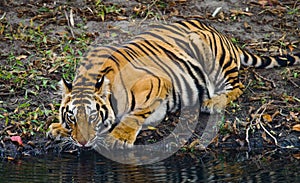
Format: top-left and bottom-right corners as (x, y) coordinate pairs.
(147, 126), (157, 130)
(262, 114), (273, 123)
(232, 120), (238, 134)
(27, 141), (35, 147)
(292, 153), (300, 159)
(188, 139), (200, 149)
(257, 0), (279, 7)
(222, 134), (231, 142)
(6, 130), (18, 136)
(230, 9), (253, 16)
(290, 112), (299, 122)
(244, 21), (252, 29)
(257, 0), (268, 6)
(261, 131), (267, 141)
(16, 55), (27, 60)
(116, 16), (128, 21)
(288, 44), (294, 52)
(292, 124), (300, 132)
(11, 135), (23, 146)
(272, 110), (280, 119)
(7, 156), (14, 161)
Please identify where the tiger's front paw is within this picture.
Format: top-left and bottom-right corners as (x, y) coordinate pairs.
(101, 134), (133, 149)
(101, 126), (137, 149)
(47, 123), (70, 140)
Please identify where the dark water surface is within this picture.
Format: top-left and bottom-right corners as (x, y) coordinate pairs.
(0, 150), (299, 182)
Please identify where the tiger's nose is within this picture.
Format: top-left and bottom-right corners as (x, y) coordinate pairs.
(78, 140), (87, 147)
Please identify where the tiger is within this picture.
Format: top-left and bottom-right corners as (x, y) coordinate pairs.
(48, 19), (300, 149)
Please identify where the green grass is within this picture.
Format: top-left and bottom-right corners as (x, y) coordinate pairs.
(287, 6), (299, 15)
(0, 6), (94, 138)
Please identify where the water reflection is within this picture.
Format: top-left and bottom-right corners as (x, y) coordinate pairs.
(0, 150), (299, 182)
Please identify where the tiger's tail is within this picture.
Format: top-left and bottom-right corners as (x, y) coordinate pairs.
(240, 49), (300, 69)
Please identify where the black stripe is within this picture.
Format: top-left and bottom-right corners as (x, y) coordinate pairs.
(145, 80), (154, 102)
(102, 105), (109, 122)
(171, 85), (177, 109)
(121, 46), (140, 63)
(61, 107), (66, 123)
(259, 56), (272, 68)
(158, 45), (205, 103)
(72, 99), (92, 105)
(99, 110), (104, 122)
(156, 24), (187, 37)
(95, 77), (105, 90)
(189, 36), (206, 67)
(176, 41), (194, 58)
(129, 40), (183, 109)
(100, 66), (113, 75)
(130, 91), (136, 111)
(104, 45), (120, 53)
(185, 20), (202, 30)
(209, 33), (218, 63)
(73, 81), (95, 86)
(242, 50), (250, 65)
(95, 54), (116, 59)
(96, 103), (100, 111)
(133, 111), (152, 118)
(275, 55), (295, 66)
(72, 93), (93, 99)
(252, 54), (258, 66)
(121, 43), (160, 76)
(218, 43), (227, 68)
(138, 32), (171, 45)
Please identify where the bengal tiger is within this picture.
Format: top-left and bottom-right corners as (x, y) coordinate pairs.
(48, 19), (300, 149)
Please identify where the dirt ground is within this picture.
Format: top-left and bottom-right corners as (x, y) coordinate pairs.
(0, 0), (299, 159)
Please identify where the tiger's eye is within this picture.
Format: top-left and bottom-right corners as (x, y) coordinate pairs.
(89, 114), (98, 123)
(69, 116), (75, 121)
(67, 113), (76, 123)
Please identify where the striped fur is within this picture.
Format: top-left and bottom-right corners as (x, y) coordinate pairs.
(48, 19), (300, 148)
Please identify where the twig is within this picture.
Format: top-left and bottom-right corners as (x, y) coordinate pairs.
(0, 12), (6, 20)
(258, 119), (277, 146)
(287, 77), (300, 88)
(252, 70), (276, 88)
(64, 10), (75, 38)
(138, 0), (160, 26)
(245, 125), (251, 151)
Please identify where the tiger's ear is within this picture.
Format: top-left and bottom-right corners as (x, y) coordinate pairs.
(95, 77), (110, 99)
(59, 78), (72, 95)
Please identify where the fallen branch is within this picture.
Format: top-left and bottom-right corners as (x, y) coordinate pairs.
(246, 100), (280, 151)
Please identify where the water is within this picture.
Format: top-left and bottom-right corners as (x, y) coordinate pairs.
(0, 150), (299, 182)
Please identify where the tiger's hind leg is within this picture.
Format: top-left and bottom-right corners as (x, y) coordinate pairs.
(201, 82), (244, 113)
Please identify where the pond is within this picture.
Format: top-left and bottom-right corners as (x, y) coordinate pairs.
(1, 149), (299, 182)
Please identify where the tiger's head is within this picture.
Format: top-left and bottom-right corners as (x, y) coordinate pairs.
(59, 76), (115, 147)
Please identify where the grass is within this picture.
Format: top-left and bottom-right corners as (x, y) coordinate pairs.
(95, 1), (123, 21)
(0, 5), (94, 139)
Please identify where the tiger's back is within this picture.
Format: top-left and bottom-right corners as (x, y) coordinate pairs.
(48, 19), (300, 148)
